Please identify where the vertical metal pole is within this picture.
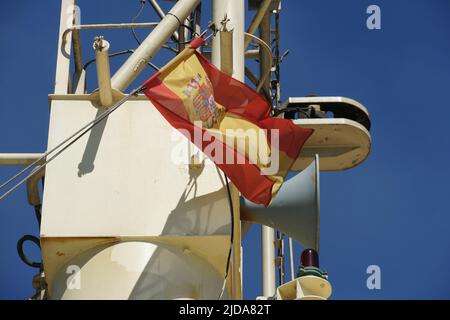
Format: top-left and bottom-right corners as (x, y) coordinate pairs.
(211, 0), (244, 81)
(259, 9), (277, 297)
(261, 226), (276, 296)
(194, 4), (201, 38)
(54, 0), (76, 94)
(178, 23), (186, 52)
(289, 237), (295, 281)
(273, 6), (282, 108)
(259, 11), (272, 104)
(212, 0), (245, 300)
(275, 231), (285, 286)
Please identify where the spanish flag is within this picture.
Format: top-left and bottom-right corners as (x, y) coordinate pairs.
(143, 37), (313, 206)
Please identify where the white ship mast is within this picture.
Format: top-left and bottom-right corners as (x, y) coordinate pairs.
(0, 0), (371, 300)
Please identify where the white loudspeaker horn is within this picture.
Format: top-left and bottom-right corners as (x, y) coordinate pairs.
(240, 154), (320, 251)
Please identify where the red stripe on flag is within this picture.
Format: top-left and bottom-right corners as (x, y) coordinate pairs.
(194, 51), (313, 160)
(144, 81), (276, 206)
(260, 117), (314, 160)
(144, 73), (190, 121)
(142, 46), (314, 206)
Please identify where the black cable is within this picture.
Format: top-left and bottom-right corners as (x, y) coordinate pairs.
(134, 1), (190, 49)
(163, 24), (199, 46)
(34, 204), (42, 228)
(177, 23), (199, 37)
(273, 106), (312, 118)
(17, 235), (42, 269)
(170, 37), (197, 46)
(218, 173), (234, 300)
(165, 13), (200, 37)
(175, 21), (215, 46)
(83, 49), (161, 72)
(146, 1), (199, 45)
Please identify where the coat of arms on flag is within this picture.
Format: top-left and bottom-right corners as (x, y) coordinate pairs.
(143, 37), (313, 206)
(183, 73), (224, 129)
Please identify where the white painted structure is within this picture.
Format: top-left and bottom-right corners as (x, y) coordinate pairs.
(41, 0), (241, 300)
(42, 96), (238, 299)
(0, 0), (374, 300)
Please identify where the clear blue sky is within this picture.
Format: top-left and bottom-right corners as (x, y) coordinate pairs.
(1, 0), (450, 300)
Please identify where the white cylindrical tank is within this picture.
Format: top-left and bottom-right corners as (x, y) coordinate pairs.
(51, 242), (226, 300)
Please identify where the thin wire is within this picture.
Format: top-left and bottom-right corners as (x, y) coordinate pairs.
(0, 87), (144, 201)
(83, 49), (160, 72)
(131, 1), (146, 45)
(166, 26), (209, 46)
(146, 0), (185, 43)
(84, 49), (134, 69)
(134, 1), (195, 49)
(288, 237), (295, 281)
(0, 25), (216, 193)
(130, 1), (179, 53)
(164, 12), (200, 38)
(218, 173), (234, 300)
